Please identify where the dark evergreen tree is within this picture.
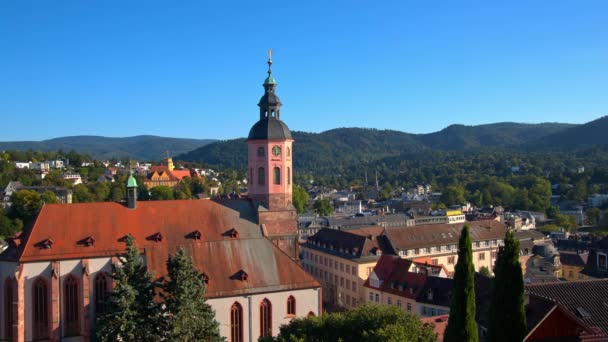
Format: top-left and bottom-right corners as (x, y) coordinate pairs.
(487, 230), (527, 342)
(95, 235), (165, 341)
(163, 248), (223, 341)
(445, 224), (478, 342)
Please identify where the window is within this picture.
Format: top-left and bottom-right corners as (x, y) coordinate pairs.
(425, 247), (431, 254)
(231, 302), (243, 342)
(64, 275), (79, 336)
(448, 256), (455, 264)
(33, 278), (50, 340)
(431, 259), (438, 265)
(599, 253), (608, 270)
(324, 257), (328, 266)
(257, 147), (265, 157)
(484, 240), (490, 247)
(329, 259), (333, 268)
(346, 280), (350, 290)
(475, 241), (480, 248)
(414, 248), (420, 255)
(340, 263), (344, 272)
(340, 277), (344, 288)
(569, 270), (574, 278)
(4, 278), (14, 340)
(352, 281), (357, 291)
(375, 293), (379, 302)
(407, 303), (412, 312)
(491, 251), (498, 259)
(259, 298), (272, 337)
(273, 167), (281, 185)
(286, 147), (291, 157)
(387, 297), (392, 305)
(479, 252), (485, 261)
(352, 266), (356, 276)
(287, 167), (291, 185)
(397, 300), (402, 308)
(94, 273), (109, 315)
(307, 311), (315, 318)
(369, 292), (373, 301)
(345, 265), (350, 273)
(258, 167), (265, 185)
(287, 296), (296, 316)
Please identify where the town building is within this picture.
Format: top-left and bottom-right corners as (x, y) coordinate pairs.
(143, 157), (200, 189)
(413, 210), (466, 226)
(559, 251), (590, 281)
(0, 54), (320, 342)
(1, 181), (73, 205)
(582, 236), (608, 279)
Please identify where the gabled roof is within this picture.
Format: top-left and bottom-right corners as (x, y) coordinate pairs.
(1, 199), (319, 298)
(560, 252), (589, 267)
(526, 279), (608, 334)
(382, 220), (508, 253)
(305, 228), (382, 260)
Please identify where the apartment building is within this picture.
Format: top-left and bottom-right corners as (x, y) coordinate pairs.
(301, 227), (385, 309)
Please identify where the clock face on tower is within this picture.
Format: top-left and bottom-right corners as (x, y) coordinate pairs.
(272, 145), (282, 156)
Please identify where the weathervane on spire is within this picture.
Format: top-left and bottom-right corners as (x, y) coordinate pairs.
(263, 49), (277, 85)
(267, 48), (273, 72)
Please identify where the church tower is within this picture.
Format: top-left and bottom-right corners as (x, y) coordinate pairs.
(248, 51), (298, 259)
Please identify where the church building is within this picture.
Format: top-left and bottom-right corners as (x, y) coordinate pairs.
(0, 54), (320, 342)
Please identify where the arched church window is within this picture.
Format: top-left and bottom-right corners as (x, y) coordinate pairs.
(260, 298), (272, 338)
(287, 295), (296, 315)
(230, 302), (243, 342)
(273, 167), (281, 185)
(94, 273), (109, 315)
(258, 167), (265, 185)
(64, 275), (79, 336)
(257, 147), (265, 157)
(33, 277), (50, 340)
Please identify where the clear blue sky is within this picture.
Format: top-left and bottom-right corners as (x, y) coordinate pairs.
(1, 1), (607, 141)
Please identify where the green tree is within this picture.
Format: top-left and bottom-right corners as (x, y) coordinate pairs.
(292, 185), (310, 214)
(96, 235), (165, 341)
(487, 230), (527, 342)
(585, 208), (601, 225)
(313, 198), (333, 216)
(479, 266), (491, 277)
(9, 190), (56, 223)
(73, 184), (94, 203)
(442, 185), (466, 206)
(274, 304), (437, 342)
(150, 186), (174, 200)
(163, 249), (223, 341)
(445, 224), (478, 342)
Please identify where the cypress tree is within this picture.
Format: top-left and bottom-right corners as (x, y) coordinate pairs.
(96, 234), (165, 341)
(163, 248), (223, 341)
(487, 230), (527, 342)
(445, 224), (478, 342)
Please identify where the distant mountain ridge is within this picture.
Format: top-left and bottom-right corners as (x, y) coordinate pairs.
(0, 135), (215, 161)
(178, 120), (605, 170)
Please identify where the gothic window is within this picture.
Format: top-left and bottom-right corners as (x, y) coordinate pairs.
(257, 147), (265, 157)
(94, 273), (109, 315)
(273, 167), (281, 185)
(33, 278), (50, 340)
(64, 275), (79, 336)
(230, 302), (243, 342)
(258, 167), (265, 185)
(260, 298), (272, 338)
(287, 295), (296, 315)
(287, 167), (291, 185)
(4, 278), (14, 340)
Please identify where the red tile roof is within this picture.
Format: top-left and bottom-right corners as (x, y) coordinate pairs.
(2, 199), (319, 298)
(420, 315), (449, 342)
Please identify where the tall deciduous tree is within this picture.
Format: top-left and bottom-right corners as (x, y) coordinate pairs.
(313, 198), (333, 216)
(487, 230), (527, 342)
(445, 224), (478, 342)
(96, 235), (165, 341)
(292, 185), (310, 214)
(163, 248), (223, 341)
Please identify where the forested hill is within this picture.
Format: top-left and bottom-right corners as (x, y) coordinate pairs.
(529, 116), (608, 149)
(178, 121), (586, 170)
(0, 135), (215, 161)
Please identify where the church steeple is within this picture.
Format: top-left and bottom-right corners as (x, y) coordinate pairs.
(258, 49), (282, 121)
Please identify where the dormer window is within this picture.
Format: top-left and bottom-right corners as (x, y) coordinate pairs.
(84, 236), (95, 247)
(40, 238), (54, 249)
(192, 230), (202, 240)
(152, 233), (163, 242)
(201, 273), (210, 285)
(239, 270), (248, 281)
(226, 228), (239, 239)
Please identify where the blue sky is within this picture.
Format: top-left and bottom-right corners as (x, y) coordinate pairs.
(1, 1), (607, 141)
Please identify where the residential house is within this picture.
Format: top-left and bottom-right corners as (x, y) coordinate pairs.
(582, 236), (608, 279)
(560, 252), (590, 281)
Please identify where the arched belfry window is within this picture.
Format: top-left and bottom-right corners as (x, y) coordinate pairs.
(4, 278), (14, 340)
(94, 273), (109, 315)
(33, 277), (50, 340)
(64, 275), (79, 336)
(257, 147), (265, 157)
(258, 167), (265, 186)
(230, 302), (243, 342)
(260, 298), (272, 338)
(273, 167), (281, 185)
(287, 295), (296, 315)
